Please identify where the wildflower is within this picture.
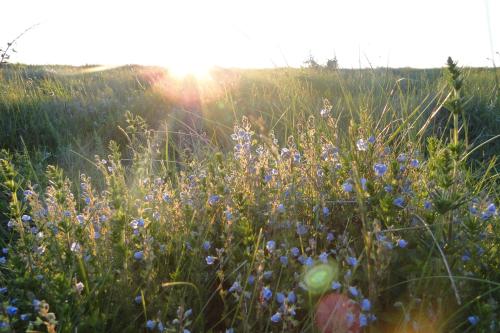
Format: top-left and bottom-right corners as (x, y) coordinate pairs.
(208, 195), (220, 205)
(280, 255), (289, 266)
(468, 315), (479, 326)
(247, 275), (255, 285)
(134, 251), (144, 261)
(276, 292), (285, 304)
(263, 271), (273, 280)
(291, 247), (300, 257)
(293, 152), (301, 163)
(348, 286), (359, 297)
(346, 256), (357, 267)
(356, 139), (368, 151)
(410, 159), (419, 168)
(326, 232), (334, 242)
(342, 182), (353, 193)
(206, 256), (216, 265)
(277, 204), (285, 213)
(225, 329), (234, 333)
(296, 223), (308, 236)
(359, 313), (368, 327)
(374, 163), (388, 177)
(319, 252), (329, 263)
(397, 153), (407, 163)
(266, 240), (276, 253)
(461, 251), (471, 262)
(346, 312), (355, 326)
(162, 193), (171, 203)
(393, 197), (405, 207)
(0, 257), (6, 264)
(261, 287), (272, 301)
(398, 239), (408, 248)
(384, 184), (393, 192)
(304, 256), (314, 266)
(361, 299), (371, 311)
(322, 206), (330, 216)
(202, 241), (211, 251)
(271, 312), (282, 323)
(229, 281), (242, 293)
(20, 314), (30, 321)
(331, 281), (342, 290)
(288, 291), (297, 303)
(0, 287), (7, 294)
(70, 242), (81, 252)
(75, 281), (84, 293)
(280, 148), (291, 159)
(21, 214), (31, 222)
(146, 320), (156, 330)
(424, 200), (432, 210)
(135, 295), (142, 304)
(360, 178), (367, 191)
(6, 305), (18, 316)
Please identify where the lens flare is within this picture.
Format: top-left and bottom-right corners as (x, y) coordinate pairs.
(303, 262), (339, 295)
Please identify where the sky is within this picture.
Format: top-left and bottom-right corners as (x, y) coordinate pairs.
(1, 0), (499, 71)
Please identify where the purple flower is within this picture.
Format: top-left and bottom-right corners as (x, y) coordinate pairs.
(296, 223), (308, 236)
(319, 252), (329, 263)
(348, 286), (359, 297)
(202, 241), (211, 251)
(290, 247), (300, 257)
(368, 136), (376, 144)
(208, 195), (220, 205)
(424, 200), (432, 210)
(326, 232), (334, 242)
(280, 256), (289, 266)
(229, 281), (242, 293)
(393, 197), (405, 207)
(410, 159), (419, 168)
(304, 256), (314, 266)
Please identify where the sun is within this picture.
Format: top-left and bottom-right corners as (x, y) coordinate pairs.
(167, 61), (214, 80)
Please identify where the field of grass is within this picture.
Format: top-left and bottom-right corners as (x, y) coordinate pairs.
(0, 62), (499, 332)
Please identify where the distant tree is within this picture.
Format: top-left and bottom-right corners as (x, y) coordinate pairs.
(326, 56), (339, 70)
(304, 53), (321, 70)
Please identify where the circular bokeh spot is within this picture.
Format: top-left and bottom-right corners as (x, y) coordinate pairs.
(315, 293), (361, 333)
(303, 262), (339, 295)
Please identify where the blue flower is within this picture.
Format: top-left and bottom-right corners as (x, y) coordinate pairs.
(0, 257), (6, 264)
(410, 159), (419, 168)
(296, 223), (308, 236)
(397, 153), (407, 163)
(348, 286), (359, 297)
(247, 275), (255, 285)
(146, 320), (156, 330)
(229, 281), (242, 293)
(21, 214), (31, 222)
(287, 291), (296, 303)
(208, 195), (220, 205)
(225, 329), (234, 333)
(356, 139), (368, 151)
(322, 207), (330, 216)
(202, 241), (211, 251)
(6, 305), (18, 316)
(468, 315), (479, 326)
(361, 299), (371, 312)
(277, 204), (285, 213)
(263, 271), (273, 280)
(0, 287), (7, 294)
(304, 256), (314, 266)
(20, 314), (30, 321)
(133, 251), (144, 261)
(398, 239), (408, 248)
(326, 232), (334, 242)
(368, 136), (376, 144)
(346, 256), (357, 266)
(271, 312), (282, 323)
(279, 255), (289, 266)
(393, 197), (405, 207)
(331, 281), (342, 290)
(346, 312), (355, 326)
(266, 240), (276, 253)
(424, 200), (432, 210)
(359, 313), (368, 327)
(206, 256), (216, 265)
(342, 182), (353, 193)
(290, 247), (300, 257)
(276, 292), (285, 304)
(319, 252), (329, 263)
(360, 178), (367, 191)
(135, 295), (142, 304)
(374, 163), (388, 177)
(261, 287), (272, 301)
(384, 185), (393, 193)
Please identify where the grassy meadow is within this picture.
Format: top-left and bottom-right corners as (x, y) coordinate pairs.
(0, 62), (499, 332)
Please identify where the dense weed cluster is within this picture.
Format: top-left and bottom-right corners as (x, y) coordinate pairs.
(0, 103), (498, 332)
